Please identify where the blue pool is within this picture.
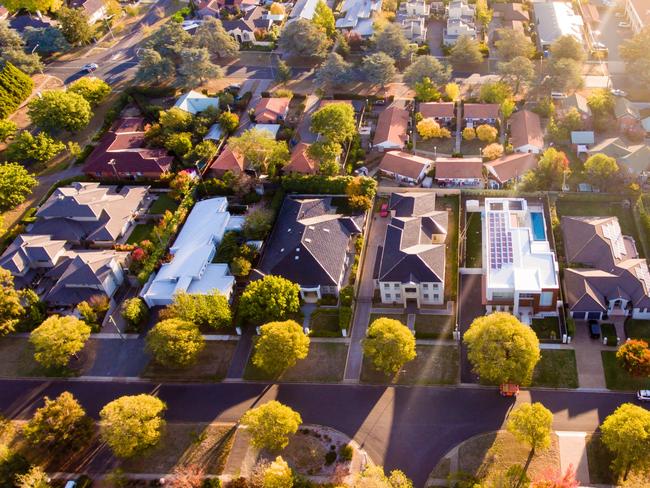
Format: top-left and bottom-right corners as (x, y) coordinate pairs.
(531, 212), (546, 241)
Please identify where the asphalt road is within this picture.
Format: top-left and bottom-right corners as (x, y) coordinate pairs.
(0, 379), (639, 486)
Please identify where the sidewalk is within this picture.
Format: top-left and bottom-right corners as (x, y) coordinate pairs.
(556, 431), (591, 487)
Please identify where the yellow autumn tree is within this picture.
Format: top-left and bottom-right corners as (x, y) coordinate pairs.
(482, 143), (504, 161)
(417, 118), (451, 140)
(476, 124), (498, 143)
(462, 127), (476, 141)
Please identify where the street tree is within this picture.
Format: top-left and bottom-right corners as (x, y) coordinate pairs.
(68, 77), (111, 106)
(362, 52), (396, 85)
(311, 102), (356, 144)
(239, 275), (301, 325)
(363, 317), (416, 376)
(30, 315), (91, 369)
(520, 147), (569, 191)
(507, 402), (553, 454)
(243, 207), (275, 239)
(444, 82), (460, 101)
(494, 29), (535, 61)
(23, 26), (70, 54)
(584, 153), (619, 189)
(161, 291), (232, 330)
(375, 23), (412, 61)
(121, 297), (148, 328)
(240, 401), (302, 451)
(312, 0), (335, 37)
(600, 403), (650, 480)
(23, 391), (93, 451)
(0, 269), (24, 335)
(0, 162), (37, 210)
(178, 47), (223, 88)
(0, 119), (17, 142)
(6, 131), (65, 164)
(279, 19), (330, 59)
(550, 35), (586, 63)
(482, 143), (504, 161)
(146, 318), (205, 367)
(2, 0), (62, 12)
(463, 312), (541, 385)
(263, 457), (293, 488)
(620, 27), (650, 86)
(28, 90), (92, 133)
(136, 48), (175, 83)
(0, 23), (43, 73)
(354, 465), (414, 488)
(548, 58), (583, 93)
(58, 6), (94, 45)
(616, 339), (650, 377)
(99, 394), (166, 458)
(499, 56), (535, 94)
(252, 320), (310, 376)
(15, 467), (50, 488)
(192, 17), (238, 58)
(414, 77), (441, 102)
(475, 124), (498, 143)
(147, 21), (191, 57)
(450, 35), (483, 67)
(479, 81), (512, 104)
(316, 52), (355, 86)
(403, 55), (451, 87)
(275, 59), (292, 84)
(228, 128), (289, 175)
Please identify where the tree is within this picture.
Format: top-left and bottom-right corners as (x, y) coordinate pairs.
(185, 140), (217, 166)
(476, 124), (498, 143)
(136, 48), (175, 83)
(620, 27), (650, 86)
(550, 35), (586, 63)
(616, 339), (650, 377)
(354, 465), (414, 488)
(0, 23), (43, 74)
(146, 318), (205, 368)
(178, 47), (222, 88)
(0, 119), (17, 142)
(475, 0), (492, 32)
(600, 403), (650, 479)
(499, 56), (535, 94)
(507, 402), (553, 454)
(308, 140), (342, 174)
(362, 52), (396, 85)
(363, 317), (416, 375)
(0, 162), (37, 210)
(30, 315), (91, 369)
(58, 6), (94, 45)
(252, 320), (310, 376)
(3, 0), (62, 12)
(228, 128), (290, 175)
(230, 256), (251, 277)
(68, 77), (111, 106)
(161, 291), (232, 330)
(0, 269), (25, 335)
(462, 127), (476, 141)
(548, 58), (583, 93)
(147, 21), (191, 57)
(500, 99), (515, 120)
(520, 147), (569, 191)
(316, 52), (355, 86)
(192, 17), (238, 58)
(6, 131), (65, 164)
(240, 401), (302, 451)
(417, 118), (451, 139)
(28, 90), (92, 133)
(165, 132), (193, 158)
(483, 143), (504, 161)
(495, 29), (535, 61)
(270, 2), (285, 15)
(403, 55), (451, 87)
(414, 77), (441, 102)
(239, 275), (301, 325)
(263, 457), (293, 488)
(463, 312), (541, 385)
(100, 394), (166, 458)
(375, 23), (411, 61)
(279, 19), (330, 59)
(312, 0), (335, 37)
(218, 111), (239, 134)
(243, 207), (275, 239)
(445, 82), (460, 101)
(121, 297), (148, 327)
(587, 89), (615, 117)
(15, 466), (50, 488)
(480, 81), (512, 104)
(311, 102), (356, 144)
(584, 153), (619, 189)
(275, 59), (291, 84)
(23, 26), (70, 54)
(23, 391), (93, 451)
(450, 35), (483, 67)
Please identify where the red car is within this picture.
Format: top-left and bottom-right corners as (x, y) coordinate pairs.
(380, 203), (389, 217)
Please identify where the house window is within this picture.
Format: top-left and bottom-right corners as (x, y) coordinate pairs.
(520, 293), (535, 299)
(540, 291), (553, 307)
(422, 284), (429, 289)
(572, 312), (585, 319)
(384, 283), (390, 288)
(423, 294), (429, 299)
(431, 283), (438, 289)
(395, 294), (401, 299)
(405, 287), (417, 293)
(394, 283), (400, 289)
(385, 293), (391, 299)
(433, 294), (439, 300)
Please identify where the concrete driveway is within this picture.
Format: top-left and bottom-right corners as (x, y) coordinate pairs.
(426, 19), (445, 57)
(458, 273), (484, 383)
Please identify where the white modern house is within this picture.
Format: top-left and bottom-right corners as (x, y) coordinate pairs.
(532, 1), (584, 51)
(336, 0), (382, 37)
(444, 0), (476, 45)
(141, 197), (244, 307)
(397, 0), (429, 42)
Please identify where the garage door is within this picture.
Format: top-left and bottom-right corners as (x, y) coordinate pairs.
(572, 312), (585, 319)
(587, 312), (601, 320)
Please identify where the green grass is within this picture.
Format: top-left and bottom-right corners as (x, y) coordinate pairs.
(601, 323), (618, 347)
(0, 336), (89, 378)
(142, 341), (237, 381)
(414, 314), (455, 340)
(585, 434), (616, 485)
(361, 344), (459, 385)
(243, 342), (348, 382)
(148, 194), (179, 214)
(416, 134), (455, 155)
(602, 350), (650, 390)
(369, 313), (407, 325)
(126, 223), (154, 245)
(437, 195), (459, 301)
(309, 309), (341, 337)
(625, 319), (650, 342)
(464, 212), (482, 268)
(531, 349), (579, 388)
(531, 317), (560, 342)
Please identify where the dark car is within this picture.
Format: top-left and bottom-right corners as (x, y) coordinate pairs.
(588, 320), (601, 339)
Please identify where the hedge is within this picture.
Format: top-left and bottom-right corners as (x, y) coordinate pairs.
(281, 174), (376, 198)
(339, 306), (352, 331)
(0, 62), (33, 119)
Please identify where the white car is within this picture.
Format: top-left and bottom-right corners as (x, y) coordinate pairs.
(82, 63), (98, 73)
(637, 390), (650, 401)
(611, 89), (628, 97)
(618, 21), (631, 28)
(550, 91), (567, 99)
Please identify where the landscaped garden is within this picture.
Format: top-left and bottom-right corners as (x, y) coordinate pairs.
(624, 319), (650, 341)
(464, 211), (482, 268)
(414, 314), (455, 340)
(148, 194), (179, 214)
(601, 350), (650, 390)
(531, 350), (579, 388)
(531, 317), (560, 342)
(600, 323), (619, 347)
(126, 223), (154, 245)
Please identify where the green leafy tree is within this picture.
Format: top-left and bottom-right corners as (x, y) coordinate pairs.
(0, 162), (37, 211)
(520, 147), (568, 191)
(23, 26), (70, 54)
(230, 256), (251, 277)
(450, 35), (483, 67)
(311, 102), (356, 144)
(315, 52), (355, 86)
(444, 82), (460, 101)
(15, 466), (50, 488)
(146, 318), (205, 367)
(308, 140), (342, 174)
(159, 107), (193, 132)
(161, 291), (232, 330)
(275, 59), (291, 84)
(587, 89), (615, 117)
(58, 6), (94, 45)
(28, 90), (92, 133)
(219, 111), (239, 134)
(616, 339), (650, 377)
(6, 131), (65, 164)
(192, 16), (238, 58)
(243, 208), (274, 239)
(0, 268), (25, 335)
(584, 153), (619, 189)
(252, 320), (310, 376)
(278, 18), (330, 59)
(99, 394), (166, 458)
(463, 312), (541, 385)
(0, 119), (17, 142)
(2, 0), (62, 12)
(550, 35), (586, 63)
(0, 24), (43, 73)
(136, 48), (174, 84)
(18, 289), (45, 332)
(507, 402), (554, 454)
(228, 128), (289, 175)
(30, 315), (91, 369)
(548, 58), (583, 93)
(600, 403), (650, 480)
(147, 21), (191, 57)
(239, 275), (301, 325)
(165, 132), (193, 158)
(23, 391), (93, 451)
(240, 401), (302, 451)
(403, 55), (451, 87)
(263, 457), (293, 488)
(414, 77), (441, 102)
(480, 81), (513, 104)
(312, 0), (335, 36)
(375, 23), (412, 61)
(354, 465), (414, 488)
(178, 47), (223, 88)
(363, 317), (416, 375)
(499, 56), (535, 94)
(495, 29), (535, 61)
(68, 77), (111, 106)
(475, 0), (492, 31)
(362, 52), (396, 85)
(185, 140), (216, 166)
(620, 27), (650, 86)
(501, 99), (516, 120)
(121, 297), (148, 327)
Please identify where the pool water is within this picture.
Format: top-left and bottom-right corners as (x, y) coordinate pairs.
(531, 212), (546, 241)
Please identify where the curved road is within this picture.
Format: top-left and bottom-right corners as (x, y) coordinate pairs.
(0, 379), (638, 486)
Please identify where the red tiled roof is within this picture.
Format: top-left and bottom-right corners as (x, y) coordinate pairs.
(285, 142), (318, 174)
(379, 151), (431, 180)
(435, 157), (483, 179)
(419, 102), (455, 119)
(509, 110), (544, 150)
(484, 153), (538, 184)
(208, 146), (245, 175)
(254, 97), (291, 123)
(373, 106), (410, 146)
(463, 103), (500, 120)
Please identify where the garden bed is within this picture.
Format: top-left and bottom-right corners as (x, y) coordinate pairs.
(414, 314), (455, 340)
(309, 310), (342, 337)
(464, 211), (482, 268)
(531, 317), (561, 342)
(601, 350), (650, 390)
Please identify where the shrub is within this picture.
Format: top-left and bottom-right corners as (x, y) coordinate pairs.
(0, 62), (34, 119)
(324, 450), (337, 465)
(339, 444), (353, 462)
(339, 306), (352, 330)
(339, 286), (354, 306)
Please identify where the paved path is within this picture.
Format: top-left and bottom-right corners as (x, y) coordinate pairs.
(572, 322), (608, 389)
(458, 274), (484, 383)
(556, 431), (590, 486)
(407, 314), (416, 332)
(225, 331), (253, 380)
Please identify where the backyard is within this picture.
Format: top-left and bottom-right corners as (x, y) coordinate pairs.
(464, 211), (482, 268)
(126, 223), (154, 245)
(148, 194), (179, 214)
(601, 350), (650, 390)
(437, 195), (459, 301)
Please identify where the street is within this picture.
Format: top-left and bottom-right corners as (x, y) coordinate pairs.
(0, 379), (639, 486)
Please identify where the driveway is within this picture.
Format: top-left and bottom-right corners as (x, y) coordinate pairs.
(426, 19), (445, 57)
(572, 320), (608, 389)
(458, 274), (484, 383)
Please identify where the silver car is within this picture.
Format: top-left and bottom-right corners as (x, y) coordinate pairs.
(637, 390), (650, 401)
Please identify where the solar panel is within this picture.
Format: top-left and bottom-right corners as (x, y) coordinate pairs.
(636, 265), (650, 293)
(489, 212), (513, 270)
(602, 220), (626, 260)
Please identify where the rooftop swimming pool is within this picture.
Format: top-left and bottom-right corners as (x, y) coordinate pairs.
(531, 212), (546, 241)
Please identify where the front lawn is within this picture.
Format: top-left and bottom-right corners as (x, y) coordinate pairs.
(416, 135), (455, 155)
(531, 317), (560, 342)
(309, 309), (341, 337)
(148, 194), (179, 214)
(625, 319), (650, 342)
(414, 314), (455, 340)
(437, 195), (459, 301)
(369, 313), (407, 325)
(601, 350), (650, 390)
(531, 349), (579, 388)
(464, 211), (482, 268)
(585, 434), (615, 485)
(360, 344), (459, 385)
(126, 223), (154, 245)
(460, 137), (487, 156)
(600, 323), (618, 347)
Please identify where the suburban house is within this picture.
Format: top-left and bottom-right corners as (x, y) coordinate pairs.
(509, 110), (544, 154)
(69, 0), (107, 23)
(335, 0), (382, 37)
(83, 117), (173, 180)
(373, 106), (410, 151)
(463, 104), (500, 127)
(254, 196), (363, 302)
(562, 215), (650, 320)
(375, 192), (447, 306)
(435, 157), (483, 186)
(254, 97), (291, 124)
(397, 0), (429, 42)
(204, 123), (224, 142)
(284, 142), (319, 174)
(419, 102), (455, 126)
(207, 146), (245, 177)
(174, 90), (220, 115)
(444, 0), (476, 45)
(484, 153), (538, 189)
(196, 0), (258, 16)
(288, 0), (318, 21)
(470, 197), (560, 323)
(221, 6), (273, 43)
(28, 183), (149, 245)
(378, 151), (432, 184)
(571, 131), (595, 154)
(625, 0), (650, 33)
(532, 1), (584, 51)
(586, 138), (650, 179)
(493, 2), (529, 22)
(141, 197), (243, 307)
(0, 235), (69, 288)
(614, 97), (641, 132)
(562, 93), (592, 121)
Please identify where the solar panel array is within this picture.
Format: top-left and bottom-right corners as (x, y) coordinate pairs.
(489, 212), (513, 270)
(602, 221), (626, 260)
(636, 265), (650, 293)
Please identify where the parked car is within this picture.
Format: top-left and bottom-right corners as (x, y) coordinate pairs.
(551, 92), (567, 99)
(618, 21), (631, 28)
(354, 166), (369, 176)
(588, 320), (601, 339)
(379, 203), (389, 217)
(81, 63), (98, 73)
(611, 89), (628, 97)
(226, 83), (241, 92)
(637, 390), (650, 402)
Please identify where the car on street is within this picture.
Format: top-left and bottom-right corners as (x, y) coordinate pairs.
(82, 63), (98, 73)
(637, 390), (650, 401)
(551, 92), (567, 99)
(618, 21), (630, 28)
(380, 203), (389, 217)
(611, 89), (628, 97)
(588, 320), (601, 339)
